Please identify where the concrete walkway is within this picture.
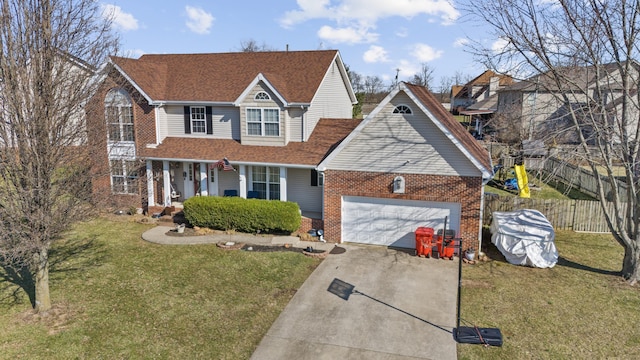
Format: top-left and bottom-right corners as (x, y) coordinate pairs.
(141, 224), (335, 251)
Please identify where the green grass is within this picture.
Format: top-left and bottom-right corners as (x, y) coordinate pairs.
(458, 230), (640, 359)
(0, 217), (321, 359)
(486, 172), (596, 200)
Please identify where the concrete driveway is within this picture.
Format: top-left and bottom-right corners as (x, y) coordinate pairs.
(251, 244), (459, 360)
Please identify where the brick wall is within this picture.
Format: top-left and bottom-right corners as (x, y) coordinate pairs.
(86, 69), (157, 209)
(323, 170), (483, 251)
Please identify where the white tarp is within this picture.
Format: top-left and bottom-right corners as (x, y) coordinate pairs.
(490, 209), (558, 268)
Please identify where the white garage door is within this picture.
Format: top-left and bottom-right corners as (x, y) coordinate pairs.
(342, 196), (461, 248)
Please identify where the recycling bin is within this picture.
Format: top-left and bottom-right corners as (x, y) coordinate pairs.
(435, 229), (457, 260)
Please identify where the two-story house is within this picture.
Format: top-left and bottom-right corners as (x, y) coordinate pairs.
(88, 50), (492, 250)
(495, 61), (640, 144)
(450, 70), (513, 115)
(89, 50), (357, 222)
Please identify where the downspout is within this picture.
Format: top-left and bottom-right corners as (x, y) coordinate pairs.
(301, 105), (306, 142)
(478, 163), (495, 258)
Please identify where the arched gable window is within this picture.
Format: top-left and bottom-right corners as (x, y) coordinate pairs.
(393, 104), (413, 114)
(255, 91), (271, 101)
(105, 88), (134, 142)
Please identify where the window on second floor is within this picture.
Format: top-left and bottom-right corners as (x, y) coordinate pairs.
(190, 106), (206, 133)
(105, 88), (134, 142)
(183, 106), (213, 135)
(246, 108), (280, 136)
(393, 104), (413, 114)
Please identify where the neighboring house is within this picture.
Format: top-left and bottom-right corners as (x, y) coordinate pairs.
(88, 50), (357, 223)
(451, 70), (513, 114)
(319, 82), (493, 250)
(495, 61), (640, 144)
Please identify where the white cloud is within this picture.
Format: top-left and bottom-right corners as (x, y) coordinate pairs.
(453, 37), (469, 48)
(317, 25), (378, 44)
(102, 4), (139, 31)
(411, 43), (443, 62)
(363, 45), (389, 63)
(185, 6), (214, 35)
(395, 60), (420, 78)
(491, 37), (511, 53)
(280, 0), (460, 28)
(395, 27), (409, 38)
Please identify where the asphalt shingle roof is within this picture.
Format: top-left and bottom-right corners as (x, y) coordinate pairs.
(141, 118), (362, 166)
(111, 50), (341, 103)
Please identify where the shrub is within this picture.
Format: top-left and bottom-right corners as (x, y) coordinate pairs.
(183, 196), (301, 234)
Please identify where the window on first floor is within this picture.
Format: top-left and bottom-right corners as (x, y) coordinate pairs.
(251, 166), (280, 200)
(311, 169), (324, 187)
(110, 159), (139, 194)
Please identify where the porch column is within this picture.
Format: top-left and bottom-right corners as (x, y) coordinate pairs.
(146, 160), (155, 207)
(279, 167), (287, 201)
(210, 167), (219, 196)
(239, 165), (247, 198)
(163, 160), (171, 206)
(200, 162), (208, 196)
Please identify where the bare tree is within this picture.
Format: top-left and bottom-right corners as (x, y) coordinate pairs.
(467, 0), (640, 284)
(238, 39), (277, 52)
(0, 0), (118, 312)
(410, 63), (435, 89)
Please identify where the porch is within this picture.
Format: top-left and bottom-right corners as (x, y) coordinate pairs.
(145, 159), (324, 224)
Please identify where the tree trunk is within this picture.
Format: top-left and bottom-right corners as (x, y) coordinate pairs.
(622, 245), (640, 285)
(34, 248), (52, 313)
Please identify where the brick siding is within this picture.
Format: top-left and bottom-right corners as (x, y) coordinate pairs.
(323, 170), (482, 251)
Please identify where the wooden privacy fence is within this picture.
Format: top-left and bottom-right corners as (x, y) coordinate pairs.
(483, 195), (622, 233)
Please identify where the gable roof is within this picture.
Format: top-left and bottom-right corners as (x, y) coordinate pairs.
(110, 50), (355, 105)
(141, 118), (361, 166)
(320, 82), (492, 180)
(454, 70), (514, 99)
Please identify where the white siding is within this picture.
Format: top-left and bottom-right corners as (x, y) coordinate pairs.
(287, 168), (322, 214)
(156, 106), (169, 142)
(306, 59), (353, 139)
(287, 107), (304, 142)
(327, 92), (480, 177)
(163, 105), (239, 139)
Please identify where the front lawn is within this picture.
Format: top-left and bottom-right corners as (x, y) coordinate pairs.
(0, 217), (321, 359)
(458, 230), (640, 358)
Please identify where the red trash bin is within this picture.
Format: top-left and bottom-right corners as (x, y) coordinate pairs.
(415, 227), (434, 257)
(436, 229), (457, 260)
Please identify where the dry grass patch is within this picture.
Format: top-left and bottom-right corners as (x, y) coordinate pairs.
(0, 217), (321, 359)
(457, 230), (640, 359)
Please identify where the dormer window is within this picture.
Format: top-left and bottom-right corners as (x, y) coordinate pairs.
(393, 104), (413, 114)
(255, 91), (270, 101)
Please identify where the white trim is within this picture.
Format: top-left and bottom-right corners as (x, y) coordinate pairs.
(279, 167), (287, 201)
(199, 162), (208, 196)
(239, 165), (247, 198)
(189, 106), (207, 134)
(163, 161), (171, 206)
(143, 157), (315, 169)
(234, 73), (289, 106)
(146, 160), (154, 207)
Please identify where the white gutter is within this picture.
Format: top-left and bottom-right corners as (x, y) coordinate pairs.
(142, 157), (316, 169)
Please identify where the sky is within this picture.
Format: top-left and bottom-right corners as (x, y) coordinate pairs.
(103, 0), (497, 90)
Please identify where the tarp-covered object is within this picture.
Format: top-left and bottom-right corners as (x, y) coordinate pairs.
(490, 209), (558, 268)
